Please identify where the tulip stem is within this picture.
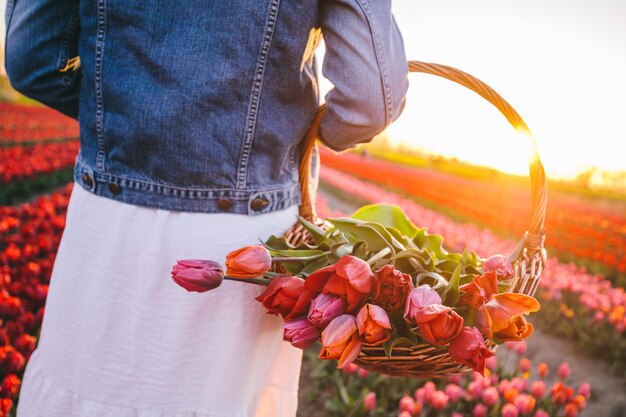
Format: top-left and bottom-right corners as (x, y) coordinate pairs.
(224, 276), (271, 286)
(366, 247), (392, 266)
(271, 255), (325, 263)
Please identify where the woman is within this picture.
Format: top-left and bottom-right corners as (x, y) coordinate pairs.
(5, 0), (409, 415)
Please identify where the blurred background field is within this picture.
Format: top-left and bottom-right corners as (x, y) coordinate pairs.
(1, 0), (625, 416)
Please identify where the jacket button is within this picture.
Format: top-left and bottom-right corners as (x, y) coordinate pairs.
(81, 173), (93, 187)
(108, 183), (122, 195)
(251, 197), (270, 212)
(217, 198), (232, 211)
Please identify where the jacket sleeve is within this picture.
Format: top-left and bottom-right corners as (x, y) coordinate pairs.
(318, 0), (409, 152)
(4, 0), (81, 119)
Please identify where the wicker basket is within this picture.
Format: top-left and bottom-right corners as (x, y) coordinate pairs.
(285, 61), (548, 378)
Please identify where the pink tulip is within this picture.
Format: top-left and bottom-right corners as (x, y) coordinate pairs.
(364, 392), (376, 411)
(452, 413), (464, 417)
(534, 410), (549, 417)
(514, 341), (528, 356)
(510, 377), (527, 393)
(171, 259), (224, 292)
(357, 367), (369, 378)
(473, 403), (488, 417)
(342, 363), (359, 374)
(485, 355), (498, 371)
(356, 304), (391, 345)
(399, 396), (416, 415)
(578, 382), (591, 399)
(558, 362), (571, 380)
(283, 317), (320, 349)
(428, 390), (449, 411)
(482, 387), (499, 407)
(448, 374), (462, 385)
(514, 394), (536, 414)
(404, 285), (443, 323)
(308, 293), (347, 328)
(468, 381), (484, 399)
(531, 381), (546, 399)
(414, 387), (426, 404)
(519, 357), (531, 372)
(444, 384), (464, 403)
(502, 403), (519, 417)
(423, 381), (436, 401)
(483, 255), (514, 279)
(319, 314), (362, 368)
(398, 412), (412, 417)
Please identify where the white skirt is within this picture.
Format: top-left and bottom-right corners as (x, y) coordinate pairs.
(17, 183), (303, 417)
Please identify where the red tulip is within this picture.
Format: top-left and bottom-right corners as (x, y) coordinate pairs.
(0, 374), (20, 397)
(413, 304), (464, 346)
(448, 327), (494, 375)
(225, 245), (272, 278)
(356, 304), (391, 345)
(305, 255), (373, 313)
(171, 259), (224, 292)
(283, 317), (321, 349)
(255, 276), (314, 320)
(372, 265), (413, 312)
(319, 314), (362, 368)
(308, 293), (347, 328)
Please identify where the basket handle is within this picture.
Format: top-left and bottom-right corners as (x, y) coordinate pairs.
(298, 61), (547, 240)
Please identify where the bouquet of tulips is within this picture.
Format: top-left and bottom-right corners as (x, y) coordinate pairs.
(171, 204), (540, 375)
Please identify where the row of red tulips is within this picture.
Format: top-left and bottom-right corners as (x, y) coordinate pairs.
(318, 167), (626, 374)
(0, 142), (79, 184)
(0, 103), (78, 146)
(320, 149), (626, 279)
(0, 185), (73, 416)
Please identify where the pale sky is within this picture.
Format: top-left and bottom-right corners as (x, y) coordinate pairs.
(2, 1), (625, 179)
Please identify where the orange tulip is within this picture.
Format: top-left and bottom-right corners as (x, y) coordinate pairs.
(486, 293), (540, 333)
(225, 245), (272, 278)
(356, 304), (391, 345)
(413, 304), (464, 346)
(494, 315), (534, 341)
(319, 314), (362, 368)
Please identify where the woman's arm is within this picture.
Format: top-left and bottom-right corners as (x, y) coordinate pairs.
(4, 0), (81, 119)
(318, 0), (409, 152)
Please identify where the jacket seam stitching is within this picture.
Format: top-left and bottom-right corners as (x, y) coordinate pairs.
(236, 0), (281, 189)
(95, 0), (107, 171)
(354, 0), (393, 126)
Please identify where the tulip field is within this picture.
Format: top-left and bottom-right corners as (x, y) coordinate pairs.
(1, 104), (625, 416)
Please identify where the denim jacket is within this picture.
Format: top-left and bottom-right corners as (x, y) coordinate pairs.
(5, 0), (409, 215)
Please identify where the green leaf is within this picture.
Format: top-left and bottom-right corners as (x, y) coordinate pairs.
(349, 203), (419, 238)
(442, 265), (461, 306)
(416, 271), (448, 291)
(297, 215), (327, 244)
(352, 241), (369, 259)
(327, 218), (394, 252)
(383, 337), (415, 358)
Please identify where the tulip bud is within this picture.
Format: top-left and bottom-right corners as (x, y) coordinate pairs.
(429, 391), (449, 411)
(283, 317), (320, 349)
(482, 387), (499, 407)
(171, 260), (224, 292)
(472, 403), (488, 417)
(308, 294), (347, 328)
(534, 410), (549, 417)
(531, 381), (546, 399)
(578, 383), (591, 399)
(558, 362), (570, 380)
(364, 392), (376, 411)
(225, 245), (272, 278)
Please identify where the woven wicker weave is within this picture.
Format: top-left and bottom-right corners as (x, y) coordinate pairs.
(286, 61), (548, 378)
